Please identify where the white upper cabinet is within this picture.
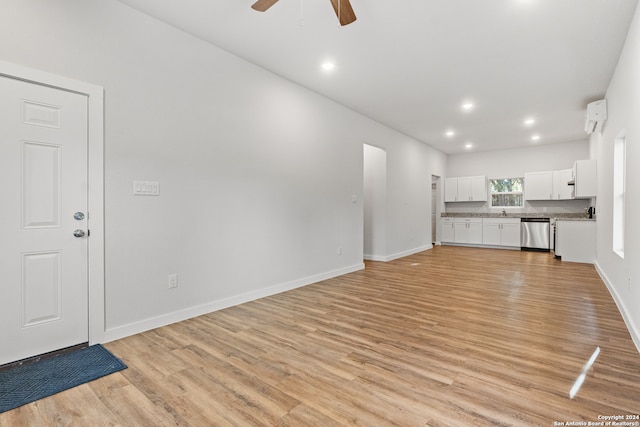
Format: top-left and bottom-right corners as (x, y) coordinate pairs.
(445, 176), (487, 202)
(574, 159), (597, 198)
(467, 176), (487, 202)
(525, 169), (574, 201)
(524, 171), (554, 200)
(444, 177), (458, 202)
(553, 169), (574, 200)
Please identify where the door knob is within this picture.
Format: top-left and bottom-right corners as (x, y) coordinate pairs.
(74, 212), (85, 220)
(73, 229), (86, 238)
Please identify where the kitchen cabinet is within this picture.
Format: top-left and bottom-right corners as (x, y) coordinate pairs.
(525, 169), (574, 200)
(459, 176), (487, 202)
(442, 218), (455, 242)
(553, 169), (574, 200)
(454, 218), (483, 244)
(444, 178), (458, 202)
(574, 159), (597, 198)
(482, 218), (521, 247)
(555, 220), (596, 263)
(445, 176), (487, 202)
(524, 171), (553, 200)
(501, 221), (521, 247)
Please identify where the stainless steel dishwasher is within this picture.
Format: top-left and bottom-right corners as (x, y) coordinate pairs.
(520, 218), (550, 251)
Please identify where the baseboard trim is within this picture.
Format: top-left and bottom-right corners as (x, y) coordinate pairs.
(364, 244), (433, 262)
(363, 254), (387, 261)
(594, 261), (640, 353)
(102, 263), (365, 343)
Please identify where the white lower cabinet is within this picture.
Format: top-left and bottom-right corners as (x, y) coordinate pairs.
(482, 218), (521, 247)
(501, 221), (521, 247)
(454, 218), (483, 245)
(442, 218), (455, 243)
(555, 220), (596, 263)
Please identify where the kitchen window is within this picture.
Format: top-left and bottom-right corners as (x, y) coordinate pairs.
(490, 178), (523, 207)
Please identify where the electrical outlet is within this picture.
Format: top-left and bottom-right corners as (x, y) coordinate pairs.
(168, 273), (178, 289)
(629, 277), (632, 293)
(338, 247), (343, 256)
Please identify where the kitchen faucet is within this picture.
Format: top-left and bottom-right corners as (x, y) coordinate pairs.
(502, 209), (507, 216)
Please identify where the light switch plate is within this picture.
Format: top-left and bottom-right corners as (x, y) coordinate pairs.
(168, 273), (178, 289)
(133, 180), (160, 196)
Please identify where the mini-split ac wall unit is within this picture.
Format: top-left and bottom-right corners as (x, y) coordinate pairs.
(584, 99), (607, 134)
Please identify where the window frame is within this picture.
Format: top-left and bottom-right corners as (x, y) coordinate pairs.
(489, 177), (524, 208)
(613, 131), (626, 259)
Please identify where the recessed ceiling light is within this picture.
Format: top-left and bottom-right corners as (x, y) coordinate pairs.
(321, 62), (335, 71)
(464, 142), (474, 149)
(461, 102), (475, 112)
(445, 130), (455, 137)
(531, 134), (541, 142)
(524, 118), (536, 126)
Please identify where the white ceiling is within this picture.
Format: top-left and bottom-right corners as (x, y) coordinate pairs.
(116, 0), (638, 154)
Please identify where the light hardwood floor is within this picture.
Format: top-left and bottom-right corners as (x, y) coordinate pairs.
(2, 246), (640, 426)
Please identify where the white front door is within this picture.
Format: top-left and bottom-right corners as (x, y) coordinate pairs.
(0, 75), (89, 365)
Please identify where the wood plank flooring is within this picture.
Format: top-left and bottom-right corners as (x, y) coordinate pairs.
(2, 246), (639, 426)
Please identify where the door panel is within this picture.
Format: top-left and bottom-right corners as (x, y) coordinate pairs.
(0, 75), (89, 365)
(22, 141), (62, 228)
(22, 251), (62, 326)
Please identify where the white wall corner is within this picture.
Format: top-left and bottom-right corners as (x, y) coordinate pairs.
(383, 244), (433, 262)
(594, 261), (640, 353)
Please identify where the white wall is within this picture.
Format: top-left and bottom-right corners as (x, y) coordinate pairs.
(446, 141), (591, 214)
(592, 2), (640, 351)
(362, 138), (446, 261)
(447, 140), (589, 177)
(0, 0), (447, 340)
(382, 136), (446, 260)
(363, 144), (387, 260)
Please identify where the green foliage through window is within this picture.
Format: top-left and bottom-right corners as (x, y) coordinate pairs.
(490, 178), (524, 207)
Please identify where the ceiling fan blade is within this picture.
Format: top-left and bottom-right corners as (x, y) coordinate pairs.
(329, 0), (357, 26)
(251, 0), (279, 12)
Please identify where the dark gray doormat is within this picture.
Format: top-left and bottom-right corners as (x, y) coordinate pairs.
(0, 344), (127, 413)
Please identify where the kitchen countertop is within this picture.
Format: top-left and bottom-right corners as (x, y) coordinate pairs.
(441, 212), (595, 220)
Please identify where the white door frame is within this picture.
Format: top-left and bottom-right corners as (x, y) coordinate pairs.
(0, 60), (105, 345)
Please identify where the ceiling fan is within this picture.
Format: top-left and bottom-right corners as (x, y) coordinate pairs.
(251, 0), (357, 26)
